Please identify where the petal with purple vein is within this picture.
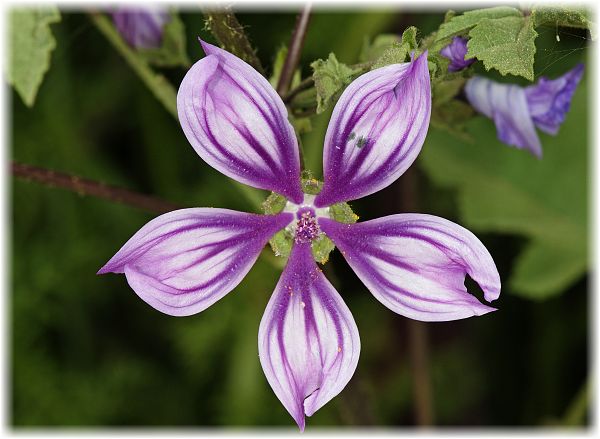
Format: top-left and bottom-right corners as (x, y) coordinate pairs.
(315, 53), (431, 207)
(320, 214), (500, 322)
(177, 41), (303, 203)
(258, 243), (360, 431)
(99, 209), (293, 316)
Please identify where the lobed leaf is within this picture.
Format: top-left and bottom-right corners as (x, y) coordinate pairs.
(466, 16), (537, 81)
(8, 7), (61, 107)
(435, 6), (521, 41)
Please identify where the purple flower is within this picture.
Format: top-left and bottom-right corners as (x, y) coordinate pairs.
(99, 41), (501, 430)
(440, 36), (475, 72)
(112, 7), (170, 49)
(464, 64), (584, 157)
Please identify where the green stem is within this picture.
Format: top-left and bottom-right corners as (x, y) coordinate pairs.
(90, 12), (178, 119)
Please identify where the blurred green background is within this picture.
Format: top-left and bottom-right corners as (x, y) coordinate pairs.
(11, 7), (589, 428)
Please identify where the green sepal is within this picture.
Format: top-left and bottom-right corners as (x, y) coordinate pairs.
(268, 229), (293, 258)
(311, 234), (336, 265)
(329, 202), (359, 224)
(261, 192), (286, 215)
(301, 170), (323, 195)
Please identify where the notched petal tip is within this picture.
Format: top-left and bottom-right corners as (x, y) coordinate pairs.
(320, 215), (501, 322)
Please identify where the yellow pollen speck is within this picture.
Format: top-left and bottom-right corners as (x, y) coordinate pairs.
(337, 346), (342, 353)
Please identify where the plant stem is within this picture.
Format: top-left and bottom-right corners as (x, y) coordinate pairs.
(276, 3), (312, 96)
(89, 12), (178, 119)
(400, 167), (435, 426)
(203, 7), (265, 75)
(12, 162), (181, 214)
(283, 76), (314, 103)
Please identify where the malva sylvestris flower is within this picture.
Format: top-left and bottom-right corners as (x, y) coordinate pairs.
(440, 36), (475, 72)
(465, 64), (584, 157)
(99, 40), (501, 430)
(112, 7), (170, 49)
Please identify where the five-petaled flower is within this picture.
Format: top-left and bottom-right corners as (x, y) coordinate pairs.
(112, 7), (170, 49)
(440, 36), (475, 72)
(99, 41), (501, 430)
(465, 64), (584, 157)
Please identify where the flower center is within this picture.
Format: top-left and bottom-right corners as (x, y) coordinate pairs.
(294, 210), (320, 244)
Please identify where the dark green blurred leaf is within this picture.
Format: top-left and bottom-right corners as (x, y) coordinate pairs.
(420, 81), (587, 299)
(8, 7), (61, 107)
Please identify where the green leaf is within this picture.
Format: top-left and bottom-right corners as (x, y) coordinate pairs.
(401, 26), (419, 51)
(371, 27), (419, 70)
(419, 80), (588, 299)
(532, 6), (596, 40)
(8, 8), (61, 107)
(310, 53), (356, 114)
(466, 16), (537, 81)
(435, 6), (521, 41)
(137, 12), (190, 67)
(372, 42), (410, 69)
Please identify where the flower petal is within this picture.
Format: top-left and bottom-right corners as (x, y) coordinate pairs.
(319, 214), (500, 322)
(525, 63), (584, 135)
(465, 76), (542, 157)
(314, 53), (431, 208)
(98, 209), (293, 316)
(258, 243), (360, 431)
(177, 41), (303, 203)
(440, 36), (475, 72)
(112, 7), (169, 49)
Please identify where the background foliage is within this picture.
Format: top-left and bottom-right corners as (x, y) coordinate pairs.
(11, 7), (589, 428)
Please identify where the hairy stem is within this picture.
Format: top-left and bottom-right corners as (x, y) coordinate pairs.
(203, 7), (265, 75)
(400, 167), (435, 426)
(12, 162), (181, 214)
(276, 3), (312, 96)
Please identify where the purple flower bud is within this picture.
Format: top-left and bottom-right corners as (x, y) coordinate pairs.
(112, 7), (170, 49)
(440, 36), (475, 72)
(465, 64), (584, 157)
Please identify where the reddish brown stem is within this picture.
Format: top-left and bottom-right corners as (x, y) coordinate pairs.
(12, 161), (181, 214)
(276, 3), (312, 96)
